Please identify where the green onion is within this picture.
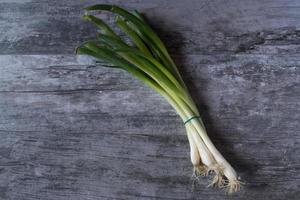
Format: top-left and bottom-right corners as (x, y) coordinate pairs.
(76, 4), (242, 193)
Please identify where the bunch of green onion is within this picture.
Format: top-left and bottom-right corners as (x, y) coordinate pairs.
(76, 4), (242, 193)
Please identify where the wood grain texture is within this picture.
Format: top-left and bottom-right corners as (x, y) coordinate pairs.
(0, 0), (299, 199)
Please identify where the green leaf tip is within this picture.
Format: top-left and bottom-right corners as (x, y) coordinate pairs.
(84, 4), (115, 11)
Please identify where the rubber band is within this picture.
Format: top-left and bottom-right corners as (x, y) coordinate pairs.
(184, 116), (201, 125)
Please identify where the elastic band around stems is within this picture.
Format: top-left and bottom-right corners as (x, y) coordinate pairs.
(184, 116), (201, 125)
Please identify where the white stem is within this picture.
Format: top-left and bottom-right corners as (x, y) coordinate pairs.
(186, 124), (216, 168)
(191, 120), (238, 180)
(186, 128), (200, 166)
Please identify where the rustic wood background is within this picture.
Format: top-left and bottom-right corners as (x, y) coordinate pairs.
(0, 0), (299, 199)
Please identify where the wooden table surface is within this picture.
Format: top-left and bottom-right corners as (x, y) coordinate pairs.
(0, 0), (299, 199)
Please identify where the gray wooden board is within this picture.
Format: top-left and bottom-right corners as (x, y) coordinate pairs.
(0, 0), (299, 199)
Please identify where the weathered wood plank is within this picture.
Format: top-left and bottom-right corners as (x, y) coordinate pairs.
(1, 0), (300, 54)
(0, 54), (299, 199)
(0, 0), (300, 199)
